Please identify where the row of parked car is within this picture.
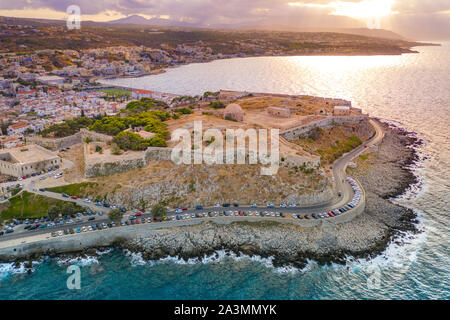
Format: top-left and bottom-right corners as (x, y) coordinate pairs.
(21, 211), (105, 231)
(51, 221), (117, 237)
(172, 203), (299, 213)
(0, 166), (60, 184)
(346, 177), (362, 208)
(51, 216), (158, 237)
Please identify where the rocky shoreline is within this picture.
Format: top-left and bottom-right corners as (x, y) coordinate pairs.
(5, 122), (423, 270)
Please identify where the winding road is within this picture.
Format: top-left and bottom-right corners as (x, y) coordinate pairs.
(0, 119), (384, 243)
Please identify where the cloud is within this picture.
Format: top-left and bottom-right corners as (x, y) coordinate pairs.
(0, 0), (448, 39)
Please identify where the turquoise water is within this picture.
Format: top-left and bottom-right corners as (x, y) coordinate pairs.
(1, 43), (449, 300)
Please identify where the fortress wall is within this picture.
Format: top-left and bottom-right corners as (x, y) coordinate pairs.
(281, 116), (366, 140)
(84, 153), (147, 178)
(80, 128), (113, 144)
(27, 133), (82, 151)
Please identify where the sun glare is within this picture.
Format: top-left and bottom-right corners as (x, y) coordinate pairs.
(331, 0), (396, 19)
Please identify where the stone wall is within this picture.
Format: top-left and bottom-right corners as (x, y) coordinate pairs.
(85, 144), (319, 178)
(0, 180), (365, 261)
(27, 133), (82, 151)
(144, 147), (172, 161)
(281, 115), (367, 140)
(80, 128), (113, 144)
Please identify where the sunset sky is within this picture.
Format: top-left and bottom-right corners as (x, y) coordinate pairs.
(0, 0), (449, 39)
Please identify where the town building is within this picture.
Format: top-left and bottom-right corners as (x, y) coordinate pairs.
(131, 89), (177, 104)
(36, 75), (65, 86)
(7, 121), (30, 135)
(0, 144), (61, 177)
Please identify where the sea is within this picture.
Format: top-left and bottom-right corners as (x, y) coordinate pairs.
(1, 43), (449, 300)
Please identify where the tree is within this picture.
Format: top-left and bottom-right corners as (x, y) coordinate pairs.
(62, 202), (79, 216)
(48, 206), (61, 220)
(151, 204), (167, 218)
(108, 209), (123, 221)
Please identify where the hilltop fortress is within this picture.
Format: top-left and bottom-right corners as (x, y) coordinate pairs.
(27, 90), (367, 179)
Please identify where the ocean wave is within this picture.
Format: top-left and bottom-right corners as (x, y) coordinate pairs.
(123, 249), (308, 274)
(0, 260), (43, 280)
(56, 256), (99, 267)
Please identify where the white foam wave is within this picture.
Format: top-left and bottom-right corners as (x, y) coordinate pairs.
(0, 260), (43, 280)
(56, 255), (99, 267)
(123, 248), (303, 274)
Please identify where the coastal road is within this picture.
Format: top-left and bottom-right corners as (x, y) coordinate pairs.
(0, 120), (384, 243)
(331, 118), (385, 207)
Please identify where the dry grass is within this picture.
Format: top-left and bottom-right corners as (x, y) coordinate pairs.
(59, 144), (85, 183)
(292, 121), (374, 163)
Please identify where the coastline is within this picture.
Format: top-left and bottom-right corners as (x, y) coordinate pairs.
(99, 42), (441, 82)
(0, 122), (423, 269)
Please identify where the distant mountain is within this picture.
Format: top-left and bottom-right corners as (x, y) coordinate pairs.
(235, 24), (407, 40)
(108, 15), (198, 28)
(309, 28), (407, 40)
(108, 15), (406, 41)
(108, 15), (151, 25)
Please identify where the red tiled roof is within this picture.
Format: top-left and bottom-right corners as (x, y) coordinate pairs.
(16, 90), (38, 95)
(133, 89), (154, 94)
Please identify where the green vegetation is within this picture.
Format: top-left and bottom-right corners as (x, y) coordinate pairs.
(87, 99), (172, 151)
(203, 91), (219, 99)
(151, 204), (167, 218)
(209, 101), (226, 109)
(113, 131), (167, 151)
(48, 202), (81, 220)
(101, 88), (131, 99)
(110, 143), (122, 155)
(108, 209), (123, 221)
(10, 188), (22, 197)
(122, 98), (168, 114)
(171, 95), (197, 104)
(359, 154), (369, 160)
(173, 107), (193, 115)
(46, 182), (99, 198)
(40, 116), (94, 138)
(318, 136), (362, 164)
(1, 191), (84, 221)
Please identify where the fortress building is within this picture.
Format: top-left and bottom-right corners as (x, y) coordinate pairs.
(224, 104), (245, 122)
(0, 144), (61, 177)
(267, 106), (291, 118)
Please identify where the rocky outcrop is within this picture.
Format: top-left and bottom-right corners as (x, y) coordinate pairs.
(99, 162), (333, 209)
(1, 122), (420, 269)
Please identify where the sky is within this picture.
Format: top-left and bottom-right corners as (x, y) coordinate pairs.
(0, 0), (449, 40)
